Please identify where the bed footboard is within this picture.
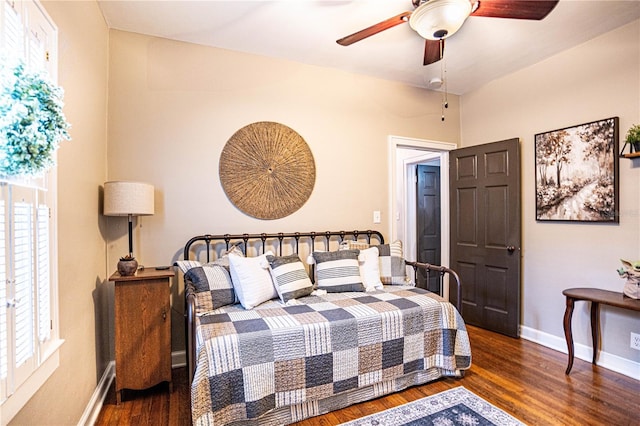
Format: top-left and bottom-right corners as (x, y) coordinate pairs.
(405, 260), (462, 312)
(185, 278), (197, 385)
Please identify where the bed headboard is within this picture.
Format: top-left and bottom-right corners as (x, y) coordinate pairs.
(181, 229), (461, 312)
(183, 229), (384, 262)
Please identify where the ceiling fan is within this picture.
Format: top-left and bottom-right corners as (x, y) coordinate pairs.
(336, 0), (559, 66)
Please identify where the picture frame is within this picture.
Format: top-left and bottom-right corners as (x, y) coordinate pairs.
(535, 117), (619, 222)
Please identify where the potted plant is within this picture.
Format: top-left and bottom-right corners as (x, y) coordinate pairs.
(625, 124), (640, 153)
(117, 254), (139, 276)
(0, 59), (70, 177)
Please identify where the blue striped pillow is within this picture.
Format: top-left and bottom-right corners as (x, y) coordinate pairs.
(312, 250), (365, 293)
(266, 254), (313, 303)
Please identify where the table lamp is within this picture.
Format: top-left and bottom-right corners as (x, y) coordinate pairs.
(104, 181), (154, 275)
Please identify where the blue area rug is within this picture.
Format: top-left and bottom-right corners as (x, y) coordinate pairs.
(339, 387), (525, 426)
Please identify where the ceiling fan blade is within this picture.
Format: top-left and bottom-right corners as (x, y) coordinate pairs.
(471, 0), (559, 20)
(336, 12), (412, 46)
(423, 39), (444, 65)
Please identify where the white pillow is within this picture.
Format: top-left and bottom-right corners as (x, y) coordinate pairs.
(358, 247), (383, 291)
(228, 252), (278, 309)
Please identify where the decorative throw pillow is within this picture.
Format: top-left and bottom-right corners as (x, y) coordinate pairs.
(228, 252), (278, 309)
(184, 264), (236, 311)
(373, 240), (410, 285)
(175, 243), (244, 274)
(312, 250), (365, 292)
(266, 254), (313, 303)
(358, 247), (383, 291)
(221, 242), (245, 258)
(174, 260), (203, 274)
(339, 239), (409, 285)
(339, 240), (371, 251)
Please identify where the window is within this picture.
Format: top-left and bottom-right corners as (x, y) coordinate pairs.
(0, 0), (62, 422)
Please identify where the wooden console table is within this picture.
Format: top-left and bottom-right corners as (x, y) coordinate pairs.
(562, 287), (640, 374)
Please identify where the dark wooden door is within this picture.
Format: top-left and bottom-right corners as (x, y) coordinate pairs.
(449, 138), (521, 337)
(416, 164), (441, 293)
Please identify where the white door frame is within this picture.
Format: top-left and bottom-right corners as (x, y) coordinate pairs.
(403, 153), (441, 263)
(388, 135), (457, 291)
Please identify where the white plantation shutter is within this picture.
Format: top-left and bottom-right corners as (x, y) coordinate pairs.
(0, 187), (55, 404)
(25, 0), (52, 71)
(13, 201), (33, 367)
(0, 200), (6, 390)
(36, 204), (49, 343)
(27, 27), (44, 66)
(0, 1), (60, 421)
(2, 0), (24, 59)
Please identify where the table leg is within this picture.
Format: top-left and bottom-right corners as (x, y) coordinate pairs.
(590, 301), (599, 365)
(563, 296), (576, 374)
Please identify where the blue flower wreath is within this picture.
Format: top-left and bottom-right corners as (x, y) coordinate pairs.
(0, 60), (70, 176)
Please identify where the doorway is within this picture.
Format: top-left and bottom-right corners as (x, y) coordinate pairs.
(388, 135), (455, 298)
(416, 163), (441, 292)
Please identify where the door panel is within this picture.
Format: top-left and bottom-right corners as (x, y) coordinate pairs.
(456, 188), (477, 244)
(450, 138), (521, 337)
(416, 165), (441, 292)
(457, 261), (482, 325)
(486, 186), (508, 245)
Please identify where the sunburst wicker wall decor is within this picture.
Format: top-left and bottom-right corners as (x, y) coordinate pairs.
(219, 121), (316, 220)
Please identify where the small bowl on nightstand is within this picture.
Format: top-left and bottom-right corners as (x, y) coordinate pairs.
(117, 256), (138, 276)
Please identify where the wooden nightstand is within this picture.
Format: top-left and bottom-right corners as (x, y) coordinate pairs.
(110, 267), (174, 403)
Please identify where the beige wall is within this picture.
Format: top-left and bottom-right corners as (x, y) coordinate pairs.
(11, 3), (637, 423)
(105, 30), (461, 353)
(460, 20), (640, 366)
(10, 1), (110, 424)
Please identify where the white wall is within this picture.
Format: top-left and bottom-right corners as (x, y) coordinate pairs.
(460, 20), (640, 374)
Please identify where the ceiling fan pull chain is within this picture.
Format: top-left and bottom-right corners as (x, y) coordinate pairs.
(443, 52), (448, 109)
(441, 51), (448, 121)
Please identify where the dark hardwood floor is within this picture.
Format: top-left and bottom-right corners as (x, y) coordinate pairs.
(95, 325), (639, 425)
(95, 366), (190, 425)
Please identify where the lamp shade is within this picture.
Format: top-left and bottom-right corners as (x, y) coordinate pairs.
(104, 181), (155, 216)
(409, 0), (472, 40)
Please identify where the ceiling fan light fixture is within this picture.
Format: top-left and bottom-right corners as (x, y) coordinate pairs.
(428, 77), (443, 88)
(409, 0), (473, 40)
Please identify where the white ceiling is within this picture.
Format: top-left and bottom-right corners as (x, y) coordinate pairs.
(97, 0), (640, 95)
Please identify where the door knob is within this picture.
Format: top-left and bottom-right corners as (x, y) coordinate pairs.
(507, 245), (516, 253)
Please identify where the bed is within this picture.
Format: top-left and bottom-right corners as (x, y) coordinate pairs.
(179, 230), (471, 425)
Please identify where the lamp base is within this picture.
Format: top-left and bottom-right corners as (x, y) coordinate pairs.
(117, 258), (138, 276)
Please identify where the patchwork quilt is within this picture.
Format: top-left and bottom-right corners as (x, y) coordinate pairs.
(191, 286), (471, 425)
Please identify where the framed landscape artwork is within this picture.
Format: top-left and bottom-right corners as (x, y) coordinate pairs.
(535, 117), (619, 222)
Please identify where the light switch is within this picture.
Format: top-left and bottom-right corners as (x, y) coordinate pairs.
(373, 211), (381, 224)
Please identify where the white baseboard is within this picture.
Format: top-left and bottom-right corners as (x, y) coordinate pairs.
(520, 325), (640, 379)
(77, 361), (114, 426)
(172, 350), (186, 368)
(78, 350), (187, 426)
